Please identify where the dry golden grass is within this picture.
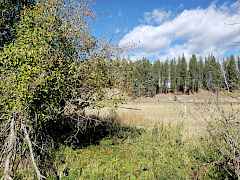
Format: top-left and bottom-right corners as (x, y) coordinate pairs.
(84, 90), (240, 137)
(116, 91), (240, 137)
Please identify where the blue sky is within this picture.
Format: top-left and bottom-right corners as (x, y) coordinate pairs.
(89, 0), (240, 60)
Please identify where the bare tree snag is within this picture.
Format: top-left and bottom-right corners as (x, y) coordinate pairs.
(3, 114), (16, 180)
(22, 124), (46, 180)
(220, 60), (230, 92)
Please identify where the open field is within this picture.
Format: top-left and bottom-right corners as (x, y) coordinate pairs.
(3, 92), (239, 179)
(47, 92), (240, 179)
(117, 91), (240, 136)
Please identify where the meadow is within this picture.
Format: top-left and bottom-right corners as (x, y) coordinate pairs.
(2, 1), (240, 179)
(39, 91), (239, 180)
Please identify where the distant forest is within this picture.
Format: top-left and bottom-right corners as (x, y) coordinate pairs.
(110, 55), (240, 97)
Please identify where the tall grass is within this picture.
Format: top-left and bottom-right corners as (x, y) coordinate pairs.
(4, 94), (239, 179)
(51, 123), (224, 179)
(5, 121), (238, 179)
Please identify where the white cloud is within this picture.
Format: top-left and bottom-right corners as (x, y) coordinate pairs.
(119, 2), (240, 60)
(143, 9), (171, 25)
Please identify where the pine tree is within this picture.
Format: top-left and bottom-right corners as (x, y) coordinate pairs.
(198, 57), (205, 89)
(204, 55), (222, 91)
(131, 58), (155, 96)
(176, 56), (181, 92)
(170, 59), (177, 92)
(152, 60), (162, 94)
(142, 59), (155, 96)
(189, 54), (199, 93)
(237, 57), (240, 75)
(224, 55), (239, 90)
(162, 60), (170, 93)
(177, 55), (187, 93)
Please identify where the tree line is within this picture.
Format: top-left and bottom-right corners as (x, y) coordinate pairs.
(110, 54), (240, 97)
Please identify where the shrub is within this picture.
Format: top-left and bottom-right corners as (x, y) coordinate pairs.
(0, 0), (120, 178)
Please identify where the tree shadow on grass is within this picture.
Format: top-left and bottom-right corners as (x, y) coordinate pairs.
(36, 114), (143, 178)
(44, 114), (143, 149)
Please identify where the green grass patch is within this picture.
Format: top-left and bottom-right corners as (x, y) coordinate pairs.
(4, 123), (226, 179)
(52, 123), (220, 180)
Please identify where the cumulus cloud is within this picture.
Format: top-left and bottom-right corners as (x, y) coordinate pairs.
(119, 2), (240, 60)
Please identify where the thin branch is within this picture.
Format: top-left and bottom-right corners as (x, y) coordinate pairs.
(3, 114), (16, 180)
(22, 123), (46, 180)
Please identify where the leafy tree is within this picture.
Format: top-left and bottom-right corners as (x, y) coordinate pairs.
(0, 0), (118, 178)
(0, 0), (36, 48)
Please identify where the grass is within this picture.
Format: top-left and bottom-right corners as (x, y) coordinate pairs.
(117, 91), (240, 136)
(52, 123), (221, 180)
(3, 92), (240, 179)
(51, 92), (239, 179)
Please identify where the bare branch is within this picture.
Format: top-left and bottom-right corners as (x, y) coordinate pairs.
(22, 123), (46, 180)
(3, 114), (16, 180)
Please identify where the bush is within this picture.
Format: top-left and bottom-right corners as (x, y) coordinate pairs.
(0, 0), (121, 178)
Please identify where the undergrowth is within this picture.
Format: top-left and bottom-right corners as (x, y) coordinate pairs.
(6, 122), (237, 179)
(49, 124), (224, 180)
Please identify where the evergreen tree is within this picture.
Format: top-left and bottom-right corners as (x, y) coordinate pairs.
(131, 59), (154, 96)
(177, 55), (187, 93)
(112, 59), (134, 94)
(152, 60), (162, 94)
(132, 79), (141, 97)
(159, 62), (165, 93)
(224, 56), (239, 90)
(176, 56), (181, 92)
(204, 55), (222, 91)
(142, 59), (155, 96)
(189, 54), (199, 93)
(170, 58), (177, 92)
(237, 57), (240, 74)
(110, 54), (238, 97)
(198, 57), (205, 89)
(162, 60), (170, 93)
